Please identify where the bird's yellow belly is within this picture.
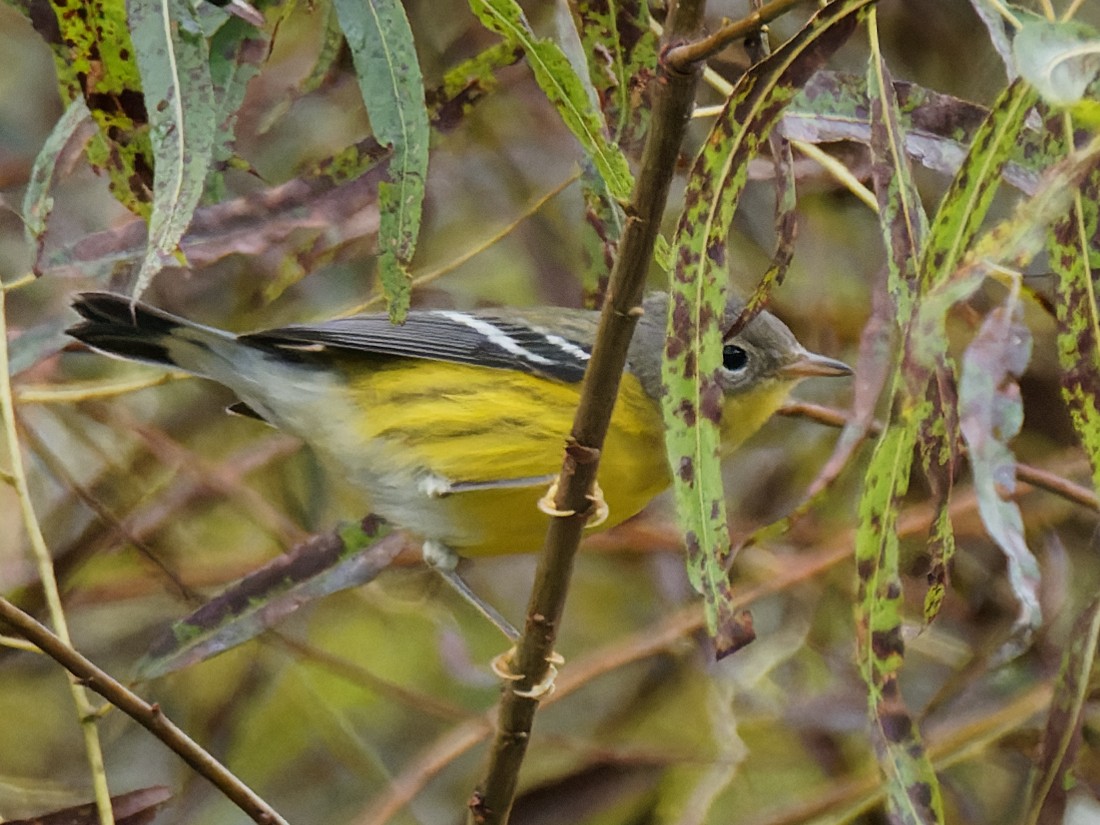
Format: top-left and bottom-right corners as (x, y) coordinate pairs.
(314, 360), (670, 557)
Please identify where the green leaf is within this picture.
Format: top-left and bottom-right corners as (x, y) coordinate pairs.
(333, 0), (430, 321)
(138, 519), (398, 679)
(663, 0), (872, 651)
(128, 0), (217, 296)
(919, 79), (1038, 290)
(579, 163), (624, 304)
(1049, 145), (1100, 499)
(867, 39), (928, 318)
(1014, 18), (1100, 107)
(468, 0), (633, 201)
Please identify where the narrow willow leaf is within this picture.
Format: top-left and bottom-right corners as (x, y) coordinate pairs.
(868, 17), (957, 632)
(46, 0), (154, 217)
(333, 0), (430, 321)
(1014, 18), (1100, 107)
(569, 0), (657, 146)
(138, 519), (398, 679)
(1049, 164), (1100, 494)
(664, 0), (871, 652)
(1022, 592), (1100, 825)
(23, 99), (91, 270)
(959, 289), (1041, 634)
(919, 79), (1037, 289)
(469, 0), (633, 201)
(128, 0), (217, 296)
(855, 420), (944, 825)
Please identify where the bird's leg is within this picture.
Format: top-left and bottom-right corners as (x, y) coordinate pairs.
(421, 540), (520, 641)
(421, 540), (564, 699)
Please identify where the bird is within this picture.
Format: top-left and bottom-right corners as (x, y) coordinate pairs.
(68, 291), (850, 634)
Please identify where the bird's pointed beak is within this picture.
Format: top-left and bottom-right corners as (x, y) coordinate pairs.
(781, 350), (853, 379)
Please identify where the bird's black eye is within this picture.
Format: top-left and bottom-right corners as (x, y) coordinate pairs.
(723, 344), (749, 372)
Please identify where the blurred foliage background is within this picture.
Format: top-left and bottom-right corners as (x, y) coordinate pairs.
(2, 1), (1100, 824)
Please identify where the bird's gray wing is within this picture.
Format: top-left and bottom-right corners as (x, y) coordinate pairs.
(241, 308), (592, 383)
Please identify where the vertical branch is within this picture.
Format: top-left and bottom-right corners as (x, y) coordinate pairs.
(467, 1), (709, 822)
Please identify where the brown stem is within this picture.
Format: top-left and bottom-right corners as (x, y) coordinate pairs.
(468, 2), (711, 823)
(0, 597), (288, 825)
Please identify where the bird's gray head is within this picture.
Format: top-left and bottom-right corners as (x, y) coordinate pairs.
(629, 292), (850, 401)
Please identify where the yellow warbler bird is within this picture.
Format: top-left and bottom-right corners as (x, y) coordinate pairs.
(68, 291), (849, 606)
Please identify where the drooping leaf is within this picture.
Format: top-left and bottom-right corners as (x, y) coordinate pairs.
(854, 419), (944, 825)
(1049, 161), (1100, 495)
(663, 0), (871, 654)
(333, 0), (430, 321)
(468, 0), (633, 201)
(1014, 18), (1100, 113)
(580, 164), (624, 306)
(868, 41), (928, 318)
(205, 14), (271, 201)
(968, 0), (1017, 79)
(22, 98), (92, 273)
(127, 0), (217, 296)
(960, 290), (1040, 635)
(138, 518), (401, 679)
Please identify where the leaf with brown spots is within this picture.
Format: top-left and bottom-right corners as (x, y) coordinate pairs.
(1048, 145), (1100, 499)
(662, 0), (872, 648)
(45, 0), (154, 217)
(568, 0), (657, 148)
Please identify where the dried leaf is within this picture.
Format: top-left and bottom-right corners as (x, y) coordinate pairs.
(959, 290), (1041, 636)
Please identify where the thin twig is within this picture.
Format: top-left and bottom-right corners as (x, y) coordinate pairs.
(469, 2), (711, 822)
(0, 596), (289, 825)
(664, 0), (817, 69)
(0, 282), (115, 825)
(780, 400), (1100, 512)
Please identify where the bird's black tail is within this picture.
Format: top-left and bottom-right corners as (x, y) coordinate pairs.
(68, 292), (193, 368)
(68, 292), (237, 376)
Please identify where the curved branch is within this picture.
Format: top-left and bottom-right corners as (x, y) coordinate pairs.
(0, 597), (289, 825)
